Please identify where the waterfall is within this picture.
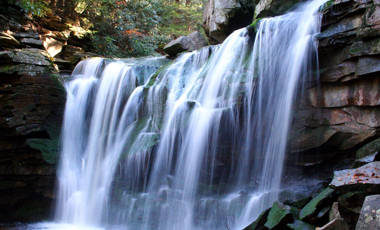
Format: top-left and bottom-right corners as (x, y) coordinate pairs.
(49, 0), (328, 229)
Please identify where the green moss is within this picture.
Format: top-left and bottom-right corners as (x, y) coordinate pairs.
(322, 0), (335, 12)
(27, 106), (63, 165)
(264, 201), (294, 229)
(145, 60), (173, 87)
(356, 137), (380, 160)
(249, 18), (263, 31)
(244, 208), (269, 230)
(299, 188), (334, 221)
(28, 138), (59, 164)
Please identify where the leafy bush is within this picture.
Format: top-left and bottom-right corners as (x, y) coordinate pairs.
(12, 0), (206, 57)
(12, 0), (50, 17)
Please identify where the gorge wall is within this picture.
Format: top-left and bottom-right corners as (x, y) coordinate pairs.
(0, 2), (66, 222)
(290, 0), (380, 165)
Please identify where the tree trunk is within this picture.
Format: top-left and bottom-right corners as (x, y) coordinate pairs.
(50, 0), (56, 11)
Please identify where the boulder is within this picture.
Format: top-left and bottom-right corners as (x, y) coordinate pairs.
(61, 45), (83, 60)
(243, 208), (269, 230)
(355, 138), (380, 166)
(163, 31), (208, 56)
(68, 52), (100, 70)
(356, 195), (380, 230)
(330, 162), (380, 193)
(254, 0), (307, 19)
(202, 0), (254, 44)
(317, 218), (350, 230)
(286, 220), (316, 230)
(264, 201), (295, 229)
(329, 202), (341, 221)
(338, 191), (367, 214)
(299, 188), (335, 222)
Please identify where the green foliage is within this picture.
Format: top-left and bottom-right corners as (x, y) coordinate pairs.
(13, 0), (206, 57)
(12, 0), (50, 17)
(159, 2), (205, 39)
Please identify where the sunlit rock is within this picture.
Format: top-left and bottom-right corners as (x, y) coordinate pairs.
(330, 162), (380, 193)
(163, 31), (208, 56)
(356, 195), (380, 230)
(202, 0), (254, 43)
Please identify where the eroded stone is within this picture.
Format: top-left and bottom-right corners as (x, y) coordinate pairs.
(330, 162), (380, 193)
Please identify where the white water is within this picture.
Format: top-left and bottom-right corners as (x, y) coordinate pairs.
(43, 1), (328, 229)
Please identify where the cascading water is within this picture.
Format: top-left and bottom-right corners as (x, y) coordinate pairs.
(25, 1), (328, 229)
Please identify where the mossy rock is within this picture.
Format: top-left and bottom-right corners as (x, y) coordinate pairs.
(264, 201), (295, 229)
(287, 220), (316, 230)
(243, 208), (270, 230)
(356, 137), (380, 163)
(299, 188), (335, 222)
(284, 197), (311, 209)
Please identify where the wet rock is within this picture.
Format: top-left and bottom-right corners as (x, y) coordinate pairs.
(299, 188), (335, 222)
(356, 195), (380, 230)
(355, 137), (380, 167)
(290, 126), (337, 153)
(356, 56), (380, 76)
(320, 60), (357, 82)
(338, 191), (367, 214)
(330, 162), (380, 193)
(286, 220), (316, 230)
(264, 201), (295, 229)
(318, 218), (350, 230)
(203, 0), (254, 43)
(284, 197), (312, 209)
(243, 208), (269, 230)
(164, 31), (208, 56)
(254, 0), (307, 19)
(68, 52), (100, 69)
(308, 77), (380, 107)
(318, 14), (363, 39)
(348, 38), (380, 58)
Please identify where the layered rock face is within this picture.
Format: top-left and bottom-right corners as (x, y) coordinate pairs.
(202, 0), (310, 44)
(289, 0), (380, 163)
(0, 2), (65, 222)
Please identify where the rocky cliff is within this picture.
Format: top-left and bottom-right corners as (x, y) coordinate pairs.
(289, 0), (380, 165)
(0, 2), (65, 222)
